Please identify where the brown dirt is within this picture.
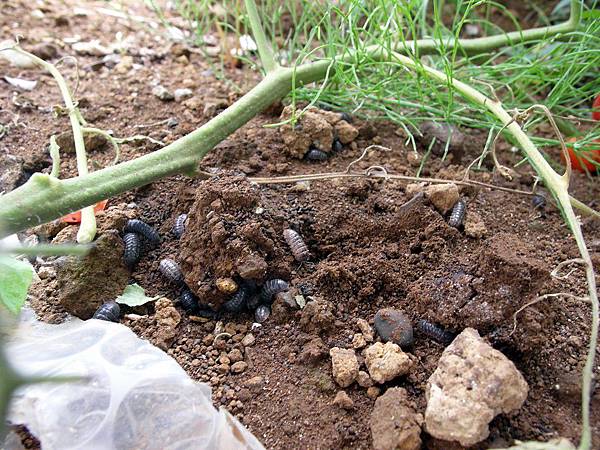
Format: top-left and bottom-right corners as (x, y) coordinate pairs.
(3, 1), (600, 449)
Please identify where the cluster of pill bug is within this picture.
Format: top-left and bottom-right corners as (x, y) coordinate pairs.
(304, 113), (351, 162)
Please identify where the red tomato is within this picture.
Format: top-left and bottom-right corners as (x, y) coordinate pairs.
(562, 137), (600, 173)
(61, 200), (108, 224)
(593, 94), (600, 122)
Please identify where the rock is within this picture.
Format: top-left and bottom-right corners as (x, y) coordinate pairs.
(357, 371), (373, 388)
(370, 387), (423, 450)
(298, 336), (328, 365)
(329, 347), (359, 388)
(154, 297), (181, 350)
(114, 55), (133, 73)
(152, 85), (174, 101)
(365, 342), (414, 384)
(425, 328), (528, 447)
(245, 376), (264, 392)
(56, 231), (129, 319)
(231, 361), (248, 374)
(419, 121), (465, 161)
(228, 348), (243, 363)
(299, 300), (335, 334)
(374, 309), (414, 349)
(55, 130), (108, 154)
(424, 184), (459, 215)
(367, 386), (381, 399)
(356, 318), (374, 342)
(270, 295), (294, 324)
(37, 266), (55, 280)
(335, 120), (359, 144)
(333, 391), (354, 410)
(236, 253), (267, 280)
(464, 211), (488, 239)
(216, 277), (238, 294)
(183, 96), (203, 110)
(352, 333), (367, 349)
(51, 225), (78, 244)
(29, 42), (58, 60)
(95, 203), (137, 235)
(241, 333), (255, 347)
(0, 154), (23, 193)
(174, 88), (193, 102)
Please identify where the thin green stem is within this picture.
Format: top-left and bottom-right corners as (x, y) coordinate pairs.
(244, 0), (279, 72)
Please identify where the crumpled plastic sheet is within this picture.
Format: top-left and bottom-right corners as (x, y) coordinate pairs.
(5, 310), (264, 450)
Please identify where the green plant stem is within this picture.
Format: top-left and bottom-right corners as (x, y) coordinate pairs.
(244, 0), (278, 72)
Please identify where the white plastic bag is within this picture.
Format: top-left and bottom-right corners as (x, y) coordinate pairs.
(6, 310), (263, 450)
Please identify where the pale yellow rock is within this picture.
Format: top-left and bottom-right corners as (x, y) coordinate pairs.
(424, 183), (459, 214)
(364, 342), (414, 384)
(329, 347), (359, 388)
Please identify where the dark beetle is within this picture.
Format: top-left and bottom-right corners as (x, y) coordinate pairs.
(159, 258), (184, 285)
(124, 219), (161, 245)
(254, 305), (271, 323)
(416, 319), (455, 345)
(332, 137), (343, 152)
(532, 194), (546, 210)
(93, 301), (120, 322)
(123, 233), (142, 267)
(173, 214), (188, 239)
(179, 289), (199, 313)
(305, 148), (328, 161)
(260, 279), (289, 304)
(284, 229), (310, 262)
(223, 286), (249, 313)
(448, 199), (466, 228)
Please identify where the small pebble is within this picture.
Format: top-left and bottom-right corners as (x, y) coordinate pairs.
(152, 85), (174, 101)
(254, 305), (270, 323)
(333, 391), (354, 410)
(174, 88), (193, 102)
(374, 308), (414, 348)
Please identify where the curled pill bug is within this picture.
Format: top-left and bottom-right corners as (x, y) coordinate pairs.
(93, 301), (120, 322)
(284, 229), (310, 262)
(261, 279), (289, 304)
(179, 289), (199, 313)
(305, 148), (329, 161)
(122, 232), (142, 267)
(532, 194), (546, 210)
(159, 258), (184, 285)
(416, 319), (455, 345)
(332, 137), (343, 152)
(339, 112), (352, 123)
(173, 214), (188, 238)
(223, 286), (249, 313)
(124, 219), (161, 245)
(255, 305), (271, 323)
(448, 199), (466, 228)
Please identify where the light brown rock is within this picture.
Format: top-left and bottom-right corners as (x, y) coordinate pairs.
(425, 328), (528, 447)
(241, 333), (255, 347)
(357, 371), (374, 388)
(464, 211), (488, 239)
(333, 391), (354, 410)
(424, 183), (459, 215)
(330, 347), (359, 388)
(335, 120), (359, 144)
(367, 386), (381, 399)
(231, 361), (248, 374)
(365, 342), (414, 384)
(352, 333), (367, 349)
(356, 318), (374, 342)
(280, 106), (334, 158)
(370, 387), (423, 450)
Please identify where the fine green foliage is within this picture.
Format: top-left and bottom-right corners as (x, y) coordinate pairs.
(0, 257), (33, 315)
(115, 283), (160, 307)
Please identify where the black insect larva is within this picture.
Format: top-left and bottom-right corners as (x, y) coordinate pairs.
(332, 137), (343, 152)
(254, 305), (271, 323)
(339, 112), (352, 123)
(159, 258), (184, 284)
(223, 286), (249, 313)
(260, 279), (289, 304)
(173, 214), (188, 238)
(283, 229), (310, 262)
(124, 219), (161, 245)
(93, 301), (120, 322)
(448, 199), (466, 228)
(532, 194), (546, 210)
(122, 232), (142, 267)
(416, 319), (455, 345)
(305, 148), (329, 161)
(179, 289), (199, 313)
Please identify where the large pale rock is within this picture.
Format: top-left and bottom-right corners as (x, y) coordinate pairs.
(425, 328), (528, 447)
(329, 347), (359, 388)
(424, 183), (459, 215)
(370, 387), (423, 450)
(364, 342), (414, 384)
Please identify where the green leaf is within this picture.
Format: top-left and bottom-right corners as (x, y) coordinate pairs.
(0, 256), (33, 315)
(115, 283), (160, 307)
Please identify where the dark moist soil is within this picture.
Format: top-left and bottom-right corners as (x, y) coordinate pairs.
(2, 1), (600, 449)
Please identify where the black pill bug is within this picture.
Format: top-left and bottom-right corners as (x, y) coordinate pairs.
(448, 199), (466, 228)
(339, 112), (352, 123)
(122, 232), (142, 267)
(246, 294), (261, 311)
(254, 305), (271, 323)
(179, 289), (199, 313)
(284, 229), (310, 262)
(173, 213), (188, 239)
(223, 286), (249, 313)
(260, 279), (289, 304)
(331, 137), (343, 152)
(124, 219), (161, 245)
(417, 319), (455, 345)
(305, 148), (329, 161)
(93, 301), (120, 322)
(159, 258), (184, 285)
(532, 194), (546, 210)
